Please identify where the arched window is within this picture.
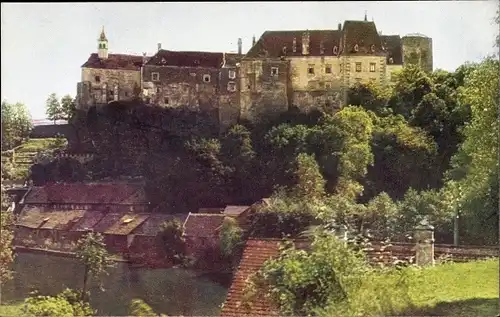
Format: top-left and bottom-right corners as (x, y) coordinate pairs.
(354, 44), (359, 52)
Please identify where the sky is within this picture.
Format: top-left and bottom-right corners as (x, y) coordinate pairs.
(1, 1), (498, 120)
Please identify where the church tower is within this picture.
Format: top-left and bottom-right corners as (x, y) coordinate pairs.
(98, 27), (108, 60)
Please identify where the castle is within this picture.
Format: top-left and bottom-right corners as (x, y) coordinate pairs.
(76, 15), (433, 130)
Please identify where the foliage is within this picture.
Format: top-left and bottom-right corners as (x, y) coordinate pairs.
(245, 232), (413, 316)
(218, 217), (243, 258)
(442, 57), (499, 244)
(158, 219), (187, 264)
(60, 95), (76, 121)
(290, 153), (325, 202)
(75, 232), (115, 300)
(129, 299), (157, 317)
(1, 100), (33, 151)
(0, 188), (14, 284)
(45, 93), (63, 123)
(22, 289), (94, 317)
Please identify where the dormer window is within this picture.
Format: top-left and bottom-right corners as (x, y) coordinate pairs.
(161, 58), (167, 64)
(292, 38), (297, 53)
(370, 45), (375, 53)
(389, 57), (394, 64)
(228, 70), (236, 79)
(203, 74), (211, 82)
(152, 72), (160, 81)
(227, 82), (236, 92)
(333, 46), (338, 55)
(353, 44), (359, 52)
(282, 46), (287, 55)
(271, 67), (279, 76)
(320, 42), (325, 55)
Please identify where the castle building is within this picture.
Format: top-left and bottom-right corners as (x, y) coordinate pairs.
(76, 17), (432, 129)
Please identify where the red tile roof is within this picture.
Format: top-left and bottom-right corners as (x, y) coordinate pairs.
(247, 30), (342, 58)
(70, 210), (106, 232)
(22, 183), (148, 205)
(104, 213), (150, 235)
(82, 53), (143, 71)
(132, 213), (189, 236)
(183, 213), (226, 238)
(145, 49), (224, 68)
(220, 239), (282, 317)
(16, 206), (85, 230)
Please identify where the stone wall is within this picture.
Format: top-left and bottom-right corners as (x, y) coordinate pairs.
(77, 67), (141, 110)
(142, 65), (220, 112)
(239, 58), (290, 122)
(402, 35), (433, 73)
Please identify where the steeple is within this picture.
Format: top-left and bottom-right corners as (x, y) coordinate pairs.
(364, 11), (368, 22)
(98, 26), (108, 60)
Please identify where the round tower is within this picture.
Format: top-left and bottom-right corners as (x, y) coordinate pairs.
(98, 26), (109, 60)
(402, 33), (433, 73)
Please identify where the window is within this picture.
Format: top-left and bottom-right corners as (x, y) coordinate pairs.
(354, 44), (359, 52)
(124, 92), (129, 97)
(227, 82), (236, 92)
(355, 62), (362, 72)
(308, 65), (315, 75)
(203, 74), (211, 83)
(388, 57), (394, 64)
(190, 72), (196, 77)
(333, 46), (338, 55)
(369, 63), (376, 72)
(94, 76), (101, 83)
(370, 45), (375, 53)
(164, 97), (169, 104)
(152, 72), (160, 81)
(271, 67), (279, 76)
(156, 87), (161, 93)
(325, 65), (332, 74)
(228, 70), (236, 79)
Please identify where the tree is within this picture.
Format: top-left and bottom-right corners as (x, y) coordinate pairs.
(291, 153), (326, 202)
(0, 188), (14, 292)
(46, 93), (63, 123)
(158, 219), (187, 264)
(75, 232), (114, 301)
(219, 216), (243, 259)
(1, 100), (33, 150)
(60, 95), (76, 121)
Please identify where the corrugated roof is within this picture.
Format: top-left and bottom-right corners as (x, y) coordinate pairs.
(223, 206), (250, 217)
(82, 53), (143, 71)
(145, 50), (224, 68)
(246, 30), (342, 58)
(132, 213), (189, 236)
(183, 213), (226, 238)
(16, 206), (85, 230)
(220, 239), (282, 316)
(22, 183), (148, 205)
(104, 213), (150, 235)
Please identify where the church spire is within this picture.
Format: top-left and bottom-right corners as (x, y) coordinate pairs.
(98, 26), (108, 60)
(364, 11), (367, 22)
(99, 26), (107, 41)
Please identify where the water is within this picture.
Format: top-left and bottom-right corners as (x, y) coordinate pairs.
(2, 252), (230, 316)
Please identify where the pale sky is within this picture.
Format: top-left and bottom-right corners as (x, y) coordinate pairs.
(1, 1), (498, 120)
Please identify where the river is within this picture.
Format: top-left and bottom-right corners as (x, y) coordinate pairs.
(2, 252), (231, 316)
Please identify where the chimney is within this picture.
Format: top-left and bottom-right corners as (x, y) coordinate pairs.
(157, 43), (162, 52)
(238, 38), (242, 55)
(252, 35), (256, 46)
(302, 31), (310, 55)
(338, 23), (342, 31)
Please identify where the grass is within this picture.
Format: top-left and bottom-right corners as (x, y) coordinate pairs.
(0, 301), (24, 316)
(14, 138), (66, 153)
(403, 258), (499, 316)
